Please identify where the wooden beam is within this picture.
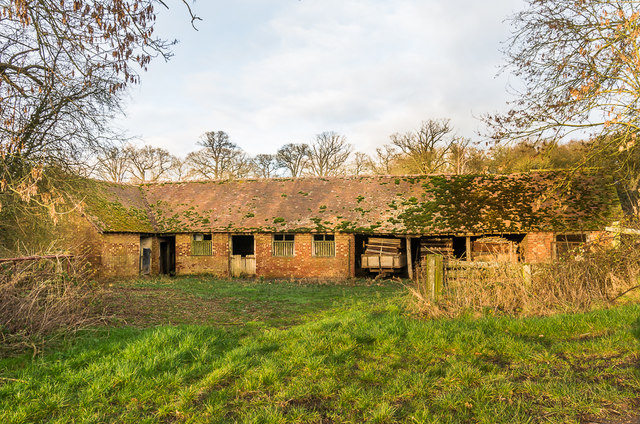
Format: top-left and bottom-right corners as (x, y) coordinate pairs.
(606, 226), (640, 236)
(466, 236), (472, 261)
(406, 236), (413, 280)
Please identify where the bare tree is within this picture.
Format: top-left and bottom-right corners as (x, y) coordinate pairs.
(168, 156), (190, 182)
(0, 1), (198, 240)
(486, 0), (640, 148)
(465, 147), (490, 174)
(371, 144), (401, 175)
(0, 1), (196, 178)
(447, 138), (472, 175)
(185, 150), (215, 180)
(252, 154), (279, 178)
(94, 146), (131, 183)
(227, 152), (253, 179)
(307, 132), (352, 177)
(187, 131), (244, 180)
(349, 152), (374, 176)
(125, 145), (175, 183)
(484, 0), (640, 211)
(276, 143), (311, 177)
(390, 119), (454, 174)
(185, 131), (249, 180)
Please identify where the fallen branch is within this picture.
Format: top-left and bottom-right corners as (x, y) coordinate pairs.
(609, 285), (640, 302)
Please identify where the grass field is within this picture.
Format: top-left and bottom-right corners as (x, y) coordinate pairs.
(0, 276), (639, 423)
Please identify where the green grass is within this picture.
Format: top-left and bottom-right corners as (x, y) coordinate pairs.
(1, 277), (639, 423)
(102, 276), (402, 327)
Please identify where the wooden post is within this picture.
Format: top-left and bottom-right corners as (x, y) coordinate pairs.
(228, 235), (233, 277)
(522, 264), (532, 285)
(466, 236), (472, 261)
(426, 254), (444, 301)
(406, 236), (413, 280)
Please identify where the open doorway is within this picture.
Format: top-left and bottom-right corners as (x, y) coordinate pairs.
(159, 236), (175, 275)
(140, 236), (152, 275)
(230, 235), (256, 277)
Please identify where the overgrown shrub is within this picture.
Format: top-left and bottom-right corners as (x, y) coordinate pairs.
(410, 238), (640, 317)
(0, 255), (104, 356)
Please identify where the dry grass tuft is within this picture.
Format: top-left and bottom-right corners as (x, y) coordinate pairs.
(411, 239), (640, 318)
(0, 254), (105, 356)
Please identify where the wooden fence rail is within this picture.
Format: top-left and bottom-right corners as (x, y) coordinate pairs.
(0, 254), (74, 264)
(0, 254), (75, 274)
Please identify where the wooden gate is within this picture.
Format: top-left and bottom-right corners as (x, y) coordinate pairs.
(230, 254), (256, 277)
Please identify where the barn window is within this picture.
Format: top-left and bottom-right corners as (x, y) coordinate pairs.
(555, 233), (587, 257)
(273, 234), (295, 257)
(192, 233), (212, 256)
(313, 234), (335, 257)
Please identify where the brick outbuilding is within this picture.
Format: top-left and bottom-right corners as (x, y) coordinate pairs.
(68, 171), (622, 279)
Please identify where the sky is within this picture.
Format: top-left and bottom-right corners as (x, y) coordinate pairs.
(118, 0), (526, 157)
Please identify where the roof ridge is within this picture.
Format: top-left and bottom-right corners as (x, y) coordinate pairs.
(134, 170), (580, 187)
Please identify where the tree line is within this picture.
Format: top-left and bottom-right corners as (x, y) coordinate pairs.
(89, 119), (603, 184)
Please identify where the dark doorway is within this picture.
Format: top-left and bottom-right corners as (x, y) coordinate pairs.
(159, 236), (175, 275)
(232, 235), (254, 256)
(354, 234), (368, 277)
(140, 236), (152, 275)
(452, 236), (467, 260)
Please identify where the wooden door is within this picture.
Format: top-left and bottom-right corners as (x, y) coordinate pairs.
(230, 254), (256, 277)
(230, 235), (256, 277)
(141, 248), (151, 275)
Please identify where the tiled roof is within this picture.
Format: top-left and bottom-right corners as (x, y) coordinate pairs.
(83, 171), (619, 235)
(76, 179), (155, 233)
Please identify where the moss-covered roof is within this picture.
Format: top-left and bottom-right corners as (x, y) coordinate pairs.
(74, 172), (621, 234)
(113, 171), (619, 235)
(73, 179), (155, 233)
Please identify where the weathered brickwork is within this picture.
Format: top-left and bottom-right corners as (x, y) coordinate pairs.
(100, 233), (140, 278)
(255, 233), (354, 279)
(522, 231), (614, 263)
(522, 232), (555, 263)
(63, 214), (612, 279)
(150, 236), (161, 275)
(174, 233), (230, 276)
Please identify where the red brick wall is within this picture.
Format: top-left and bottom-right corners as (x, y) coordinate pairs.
(175, 233), (229, 277)
(522, 232), (554, 263)
(100, 233), (140, 278)
(255, 233), (354, 279)
(523, 231), (614, 263)
(150, 237), (160, 275)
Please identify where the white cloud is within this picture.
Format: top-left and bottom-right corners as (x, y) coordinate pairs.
(119, 0), (525, 156)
